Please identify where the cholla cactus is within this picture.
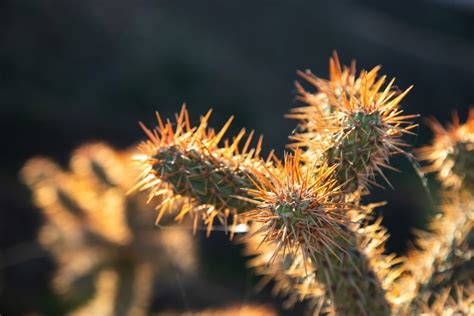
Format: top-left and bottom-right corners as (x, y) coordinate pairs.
(282, 54), (415, 313)
(22, 53), (474, 315)
(418, 283), (474, 315)
(402, 195), (474, 307)
(399, 111), (474, 313)
(244, 204), (405, 315)
(21, 143), (197, 316)
(243, 227), (325, 309)
(419, 109), (474, 190)
(290, 53), (417, 193)
(133, 105), (271, 236)
(133, 54), (421, 315)
(241, 153), (406, 314)
(242, 152), (350, 264)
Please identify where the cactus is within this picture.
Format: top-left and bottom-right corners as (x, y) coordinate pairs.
(398, 111), (474, 313)
(290, 53), (417, 193)
(418, 109), (474, 190)
(242, 153), (402, 314)
(21, 54), (474, 315)
(418, 283), (474, 315)
(133, 105), (272, 236)
(21, 143), (197, 316)
(242, 152), (350, 264)
(136, 55), (474, 315)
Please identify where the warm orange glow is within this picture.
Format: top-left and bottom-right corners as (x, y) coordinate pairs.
(21, 143), (197, 315)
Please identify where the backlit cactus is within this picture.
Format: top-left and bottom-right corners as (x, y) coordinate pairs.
(135, 110), (403, 314)
(131, 56), (474, 314)
(290, 53), (417, 193)
(21, 143), (197, 316)
(399, 111), (474, 313)
(133, 105), (271, 236)
(242, 152), (349, 264)
(419, 109), (474, 190)
(131, 55), (429, 315)
(242, 153), (404, 313)
(21, 53), (474, 315)
(419, 283), (474, 315)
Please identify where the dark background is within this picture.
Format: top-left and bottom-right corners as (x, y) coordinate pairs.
(1, 0), (473, 314)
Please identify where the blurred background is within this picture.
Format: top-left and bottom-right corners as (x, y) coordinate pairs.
(1, 0), (473, 314)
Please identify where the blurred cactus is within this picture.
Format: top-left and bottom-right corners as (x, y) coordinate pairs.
(190, 304), (277, 316)
(398, 111), (474, 314)
(243, 152), (350, 264)
(401, 194), (474, 313)
(419, 283), (474, 315)
(419, 109), (474, 190)
(21, 143), (197, 316)
(158, 304), (277, 316)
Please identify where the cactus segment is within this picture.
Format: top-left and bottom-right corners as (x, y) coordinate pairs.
(289, 52), (417, 193)
(242, 152), (350, 265)
(399, 111), (474, 313)
(134, 105), (270, 235)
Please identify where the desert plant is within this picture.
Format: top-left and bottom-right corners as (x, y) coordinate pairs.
(20, 54), (473, 315)
(399, 111), (474, 314)
(21, 143), (197, 316)
(134, 54), (473, 315)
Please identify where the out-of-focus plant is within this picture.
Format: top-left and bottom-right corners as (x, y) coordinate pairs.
(21, 143), (197, 316)
(134, 53), (473, 315)
(159, 304), (277, 316)
(399, 111), (474, 314)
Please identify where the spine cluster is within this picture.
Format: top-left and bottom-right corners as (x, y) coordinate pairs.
(133, 105), (271, 236)
(289, 53), (417, 193)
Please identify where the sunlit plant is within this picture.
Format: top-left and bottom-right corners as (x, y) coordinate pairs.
(21, 53), (473, 315)
(134, 53), (472, 315)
